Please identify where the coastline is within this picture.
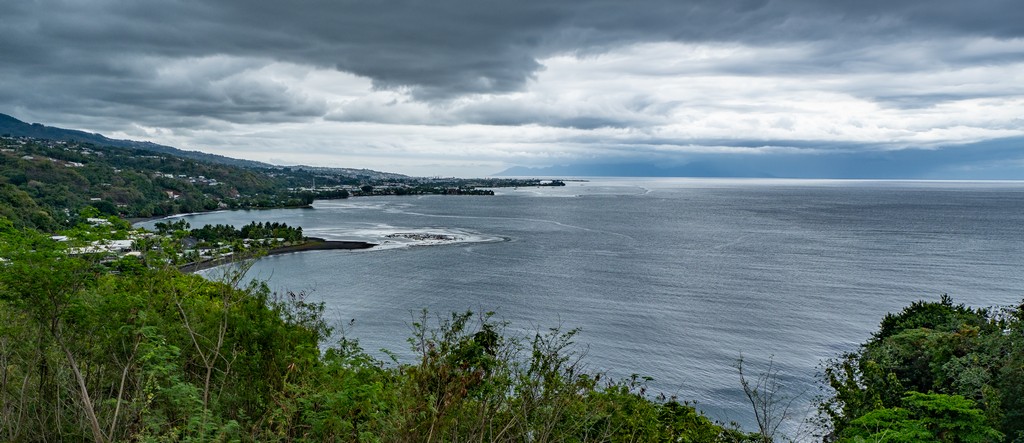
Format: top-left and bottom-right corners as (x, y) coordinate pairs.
(178, 237), (375, 273)
(128, 204), (315, 226)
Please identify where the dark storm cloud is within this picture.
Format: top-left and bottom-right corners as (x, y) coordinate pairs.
(3, 0), (1023, 178)
(3, 0), (1022, 105)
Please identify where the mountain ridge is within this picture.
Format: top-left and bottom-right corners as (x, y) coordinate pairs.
(496, 161), (775, 178)
(0, 112), (408, 179)
(495, 138), (1024, 180)
(0, 113), (275, 169)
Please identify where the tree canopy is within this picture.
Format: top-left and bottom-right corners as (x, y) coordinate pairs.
(821, 295), (1022, 442)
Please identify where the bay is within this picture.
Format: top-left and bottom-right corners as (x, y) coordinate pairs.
(140, 178), (1024, 431)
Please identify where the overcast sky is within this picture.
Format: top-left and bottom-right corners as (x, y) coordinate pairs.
(3, 0), (1023, 177)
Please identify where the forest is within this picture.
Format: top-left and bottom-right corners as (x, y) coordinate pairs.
(0, 137), (352, 230)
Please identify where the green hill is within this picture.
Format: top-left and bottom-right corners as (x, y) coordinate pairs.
(0, 113), (273, 169)
(0, 113), (410, 180)
(0, 136), (366, 229)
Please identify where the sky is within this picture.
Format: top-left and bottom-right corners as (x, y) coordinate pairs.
(2, 0), (1023, 177)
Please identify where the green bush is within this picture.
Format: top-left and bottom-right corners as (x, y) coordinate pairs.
(821, 295), (1023, 442)
(0, 223), (751, 442)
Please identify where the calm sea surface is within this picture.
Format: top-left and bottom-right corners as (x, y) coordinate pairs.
(140, 178), (1024, 431)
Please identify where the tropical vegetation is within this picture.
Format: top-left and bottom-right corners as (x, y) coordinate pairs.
(1, 133), (1022, 442)
(0, 221), (755, 442)
(820, 294), (1021, 442)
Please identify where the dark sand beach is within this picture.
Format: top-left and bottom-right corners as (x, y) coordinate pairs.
(179, 238), (375, 273)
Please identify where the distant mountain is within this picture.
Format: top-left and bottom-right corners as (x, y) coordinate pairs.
(0, 113), (275, 169)
(496, 138), (1024, 180)
(496, 161), (775, 178)
(0, 112), (413, 179)
(288, 165), (409, 181)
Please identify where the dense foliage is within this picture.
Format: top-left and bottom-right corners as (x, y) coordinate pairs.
(0, 137), (350, 227)
(820, 294), (1022, 442)
(0, 221), (753, 442)
(175, 221), (305, 244)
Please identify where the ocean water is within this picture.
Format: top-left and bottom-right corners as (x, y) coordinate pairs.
(142, 178), (1024, 432)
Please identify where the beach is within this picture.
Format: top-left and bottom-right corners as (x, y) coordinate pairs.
(178, 237), (375, 273)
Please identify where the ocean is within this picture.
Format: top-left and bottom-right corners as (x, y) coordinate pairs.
(140, 178), (1024, 432)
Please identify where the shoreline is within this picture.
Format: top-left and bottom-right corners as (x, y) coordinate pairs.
(128, 204), (316, 226)
(178, 237), (375, 273)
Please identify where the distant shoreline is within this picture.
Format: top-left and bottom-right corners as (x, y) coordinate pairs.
(179, 237), (375, 273)
(128, 205), (316, 226)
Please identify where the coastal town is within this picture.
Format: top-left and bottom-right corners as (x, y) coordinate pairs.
(44, 215), (328, 272)
(1, 134), (566, 224)
(0, 133), (566, 272)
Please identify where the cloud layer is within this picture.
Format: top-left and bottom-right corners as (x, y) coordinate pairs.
(2, 0), (1022, 176)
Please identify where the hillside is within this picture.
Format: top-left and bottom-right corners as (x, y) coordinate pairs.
(0, 136), (368, 229)
(0, 113), (274, 169)
(0, 113), (410, 180)
(0, 134), (562, 231)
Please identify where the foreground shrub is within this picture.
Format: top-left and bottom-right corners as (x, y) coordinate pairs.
(260, 310), (751, 442)
(821, 295), (1023, 442)
(0, 224), (750, 442)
